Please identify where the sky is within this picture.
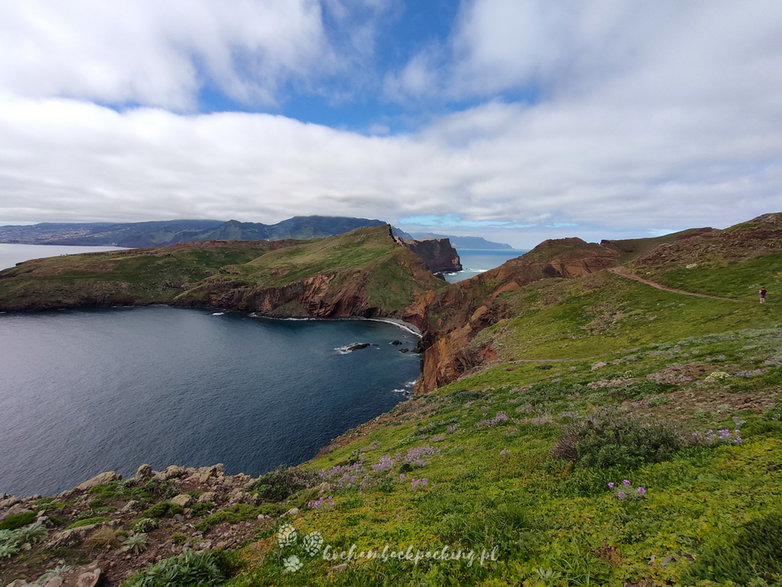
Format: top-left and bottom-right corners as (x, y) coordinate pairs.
(0, 1), (780, 248)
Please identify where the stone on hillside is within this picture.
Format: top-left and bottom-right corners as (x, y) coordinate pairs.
(194, 464), (225, 483)
(170, 493), (193, 508)
(75, 567), (102, 587)
(198, 491), (218, 503)
(228, 490), (257, 505)
(75, 471), (121, 491)
(0, 495), (21, 509)
(155, 465), (187, 481)
(5, 504), (33, 517)
(47, 524), (100, 548)
(134, 463), (153, 480)
(120, 499), (141, 513)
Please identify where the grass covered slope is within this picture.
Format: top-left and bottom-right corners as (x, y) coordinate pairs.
(0, 226), (445, 317)
(2, 214), (781, 585)
(0, 241), (277, 311)
(219, 252), (781, 586)
(175, 226), (444, 318)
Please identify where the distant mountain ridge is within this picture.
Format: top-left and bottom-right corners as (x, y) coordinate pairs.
(409, 232), (513, 250)
(0, 218), (514, 251)
(0, 217), (413, 248)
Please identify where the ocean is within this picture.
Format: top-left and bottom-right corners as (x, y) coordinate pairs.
(444, 249), (526, 282)
(0, 307), (420, 495)
(0, 243), (522, 496)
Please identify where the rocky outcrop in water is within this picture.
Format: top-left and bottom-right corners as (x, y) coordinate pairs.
(398, 237), (462, 274)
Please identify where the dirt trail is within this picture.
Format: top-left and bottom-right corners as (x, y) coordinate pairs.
(608, 266), (743, 302)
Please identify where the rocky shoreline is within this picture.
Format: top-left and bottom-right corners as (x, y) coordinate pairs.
(0, 463), (326, 585)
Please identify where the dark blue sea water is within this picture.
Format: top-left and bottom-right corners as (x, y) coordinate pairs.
(0, 307), (420, 496)
(445, 249), (526, 283)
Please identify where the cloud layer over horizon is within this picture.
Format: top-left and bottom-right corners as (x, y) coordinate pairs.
(0, 0), (780, 247)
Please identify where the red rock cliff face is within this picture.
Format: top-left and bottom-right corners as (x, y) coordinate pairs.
(414, 238), (622, 393)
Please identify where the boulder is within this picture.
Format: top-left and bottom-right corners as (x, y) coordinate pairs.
(171, 494), (193, 508)
(198, 491), (218, 503)
(47, 524), (100, 548)
(194, 464), (225, 484)
(155, 465), (187, 481)
(75, 567), (102, 587)
(227, 490), (257, 505)
(5, 504), (33, 517)
(345, 342), (370, 352)
(0, 495), (21, 509)
(75, 471), (121, 491)
(120, 499), (142, 513)
(133, 463), (153, 481)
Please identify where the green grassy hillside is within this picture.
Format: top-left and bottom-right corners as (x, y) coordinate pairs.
(2, 215), (781, 586)
(212, 249), (781, 586)
(0, 241), (276, 311)
(0, 226), (444, 316)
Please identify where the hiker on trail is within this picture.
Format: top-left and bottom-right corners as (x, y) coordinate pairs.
(759, 287), (767, 303)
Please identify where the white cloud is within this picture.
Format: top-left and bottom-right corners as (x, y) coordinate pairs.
(0, 0), (780, 248)
(0, 0), (333, 110)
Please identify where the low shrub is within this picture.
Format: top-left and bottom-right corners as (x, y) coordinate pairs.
(132, 518), (159, 533)
(551, 409), (683, 469)
(84, 527), (120, 550)
(121, 549), (230, 586)
(141, 501), (183, 519)
(195, 504), (260, 533)
(609, 380), (674, 402)
(0, 511), (37, 531)
(0, 522), (47, 559)
(67, 517), (110, 529)
(246, 466), (320, 502)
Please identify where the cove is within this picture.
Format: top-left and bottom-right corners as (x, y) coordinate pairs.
(0, 306), (420, 496)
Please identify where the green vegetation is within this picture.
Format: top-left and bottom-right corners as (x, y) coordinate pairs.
(2, 214), (781, 585)
(140, 501), (183, 519)
(551, 410), (684, 469)
(0, 225), (444, 316)
(195, 504), (263, 533)
(0, 523), (47, 560)
(121, 549), (232, 586)
(246, 466), (321, 502)
(686, 512), (782, 584)
(652, 253), (782, 299)
(66, 517), (110, 529)
(0, 511), (37, 531)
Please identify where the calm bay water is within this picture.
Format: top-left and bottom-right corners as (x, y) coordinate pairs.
(445, 249), (526, 282)
(0, 243), (128, 271)
(0, 307), (420, 496)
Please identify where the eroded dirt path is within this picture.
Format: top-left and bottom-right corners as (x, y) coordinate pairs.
(607, 266), (744, 302)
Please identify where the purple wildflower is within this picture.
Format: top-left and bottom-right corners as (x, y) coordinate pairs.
(477, 412), (510, 427)
(307, 495), (335, 509)
(607, 482), (615, 488)
(637, 487), (647, 495)
(623, 479), (631, 487)
(371, 455), (395, 473)
(617, 491), (626, 500)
